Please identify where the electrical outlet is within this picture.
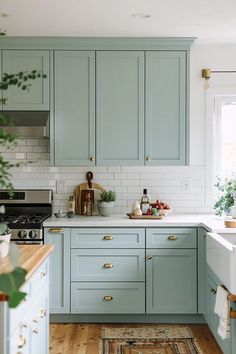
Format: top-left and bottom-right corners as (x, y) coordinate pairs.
(182, 178), (192, 191)
(56, 180), (65, 194)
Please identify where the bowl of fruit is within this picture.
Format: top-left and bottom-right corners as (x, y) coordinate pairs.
(151, 200), (172, 216)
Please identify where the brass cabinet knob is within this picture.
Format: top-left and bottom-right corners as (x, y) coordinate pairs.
(146, 156), (151, 162)
(103, 235), (113, 241)
(103, 263), (113, 269)
(168, 235), (177, 241)
(210, 288), (217, 294)
(146, 255), (152, 260)
(18, 335), (26, 348)
(40, 271), (46, 277)
(48, 228), (64, 233)
(40, 308), (46, 318)
(90, 157), (95, 162)
(103, 296), (113, 301)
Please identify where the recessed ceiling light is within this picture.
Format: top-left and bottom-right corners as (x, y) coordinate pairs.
(131, 13), (151, 19)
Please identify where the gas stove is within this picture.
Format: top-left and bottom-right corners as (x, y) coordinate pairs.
(0, 189), (52, 244)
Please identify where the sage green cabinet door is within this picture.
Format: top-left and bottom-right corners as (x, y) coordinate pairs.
(146, 249), (197, 314)
(2, 50), (49, 110)
(96, 51), (144, 165)
(44, 228), (70, 314)
(145, 51), (186, 165)
(54, 51), (95, 166)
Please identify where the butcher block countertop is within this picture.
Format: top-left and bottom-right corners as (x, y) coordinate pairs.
(0, 244), (54, 279)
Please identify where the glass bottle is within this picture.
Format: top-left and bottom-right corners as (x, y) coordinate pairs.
(140, 188), (150, 215)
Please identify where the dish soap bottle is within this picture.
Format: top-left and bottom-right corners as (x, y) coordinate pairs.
(140, 189), (150, 215)
(67, 195), (75, 214)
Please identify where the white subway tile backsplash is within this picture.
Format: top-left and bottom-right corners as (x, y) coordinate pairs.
(4, 139), (207, 214)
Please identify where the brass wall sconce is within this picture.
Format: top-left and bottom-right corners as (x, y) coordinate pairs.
(202, 68), (211, 89)
(202, 68), (236, 89)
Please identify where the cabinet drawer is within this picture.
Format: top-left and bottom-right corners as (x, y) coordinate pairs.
(71, 249), (145, 281)
(71, 228), (145, 248)
(71, 282), (145, 314)
(146, 228), (196, 248)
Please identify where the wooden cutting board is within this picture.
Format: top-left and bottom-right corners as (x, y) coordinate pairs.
(75, 182), (105, 215)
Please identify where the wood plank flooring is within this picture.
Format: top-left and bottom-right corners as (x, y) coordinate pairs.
(50, 323), (223, 354)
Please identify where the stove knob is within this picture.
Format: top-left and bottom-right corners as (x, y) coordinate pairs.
(29, 230), (38, 239)
(18, 230), (27, 239)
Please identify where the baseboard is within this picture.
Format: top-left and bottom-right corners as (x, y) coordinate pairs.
(50, 314), (206, 324)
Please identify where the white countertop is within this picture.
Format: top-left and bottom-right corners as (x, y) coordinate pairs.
(43, 213), (236, 233)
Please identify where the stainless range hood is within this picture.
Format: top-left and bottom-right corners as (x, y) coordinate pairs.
(0, 111), (50, 137)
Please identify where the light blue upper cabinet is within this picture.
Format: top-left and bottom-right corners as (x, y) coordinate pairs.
(1, 50), (49, 110)
(145, 51), (186, 165)
(54, 51), (95, 166)
(96, 51), (144, 165)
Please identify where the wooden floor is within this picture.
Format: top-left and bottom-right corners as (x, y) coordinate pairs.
(50, 323), (223, 354)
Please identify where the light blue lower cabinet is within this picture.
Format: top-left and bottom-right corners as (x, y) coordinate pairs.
(71, 282), (145, 314)
(71, 249), (145, 282)
(44, 228), (70, 314)
(146, 249), (197, 314)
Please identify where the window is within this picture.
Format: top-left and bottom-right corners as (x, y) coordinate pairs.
(215, 96), (236, 177)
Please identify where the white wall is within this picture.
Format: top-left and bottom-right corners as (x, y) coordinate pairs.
(190, 41), (236, 166)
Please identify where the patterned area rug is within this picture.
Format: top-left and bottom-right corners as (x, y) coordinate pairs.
(100, 326), (202, 354)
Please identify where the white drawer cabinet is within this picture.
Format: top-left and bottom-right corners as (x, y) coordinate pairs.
(0, 258), (50, 354)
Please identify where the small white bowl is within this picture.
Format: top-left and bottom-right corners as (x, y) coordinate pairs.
(54, 212), (67, 218)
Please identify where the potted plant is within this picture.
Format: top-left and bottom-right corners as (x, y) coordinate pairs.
(98, 190), (116, 217)
(214, 176), (236, 216)
(0, 69), (46, 307)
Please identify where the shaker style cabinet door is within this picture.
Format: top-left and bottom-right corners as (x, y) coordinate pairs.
(96, 51), (144, 165)
(54, 51), (95, 166)
(1, 50), (49, 110)
(44, 227), (70, 314)
(145, 51), (186, 165)
(146, 249), (197, 314)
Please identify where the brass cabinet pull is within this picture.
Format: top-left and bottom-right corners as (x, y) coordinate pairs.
(40, 308), (46, 318)
(48, 228), (64, 233)
(18, 335), (26, 348)
(210, 287), (217, 294)
(103, 263), (113, 269)
(103, 235), (113, 241)
(146, 255), (152, 260)
(168, 235), (177, 241)
(20, 323), (28, 329)
(103, 296), (113, 301)
(90, 156), (95, 161)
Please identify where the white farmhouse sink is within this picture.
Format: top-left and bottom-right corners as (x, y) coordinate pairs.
(206, 232), (236, 294)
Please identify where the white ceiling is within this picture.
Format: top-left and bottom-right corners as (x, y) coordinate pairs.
(1, 0), (236, 42)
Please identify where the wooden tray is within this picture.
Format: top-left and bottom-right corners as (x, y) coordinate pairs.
(224, 220), (236, 228)
(127, 213), (164, 220)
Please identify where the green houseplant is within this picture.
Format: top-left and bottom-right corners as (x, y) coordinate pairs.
(214, 176), (236, 216)
(0, 69), (46, 307)
(98, 190), (116, 217)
